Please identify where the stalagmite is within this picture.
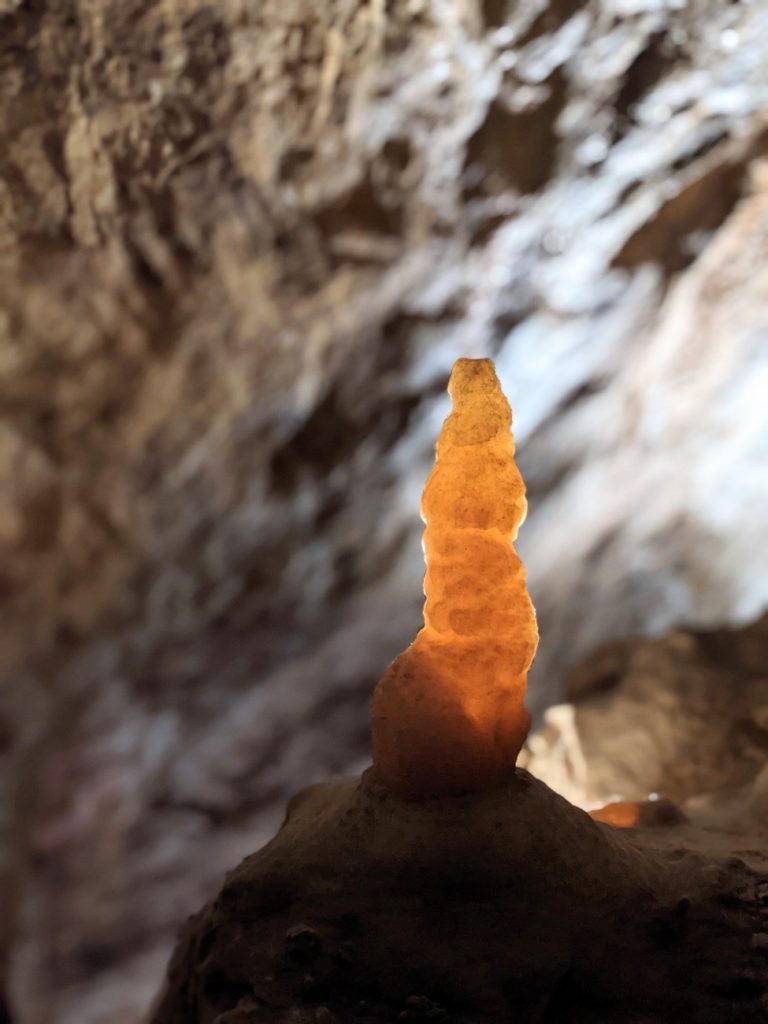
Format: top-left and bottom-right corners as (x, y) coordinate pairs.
(151, 363), (768, 1024)
(372, 358), (538, 798)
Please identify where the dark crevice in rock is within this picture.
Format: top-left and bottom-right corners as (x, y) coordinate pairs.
(463, 71), (566, 198)
(612, 155), (757, 275)
(614, 31), (682, 126)
(480, 0), (509, 29)
(380, 137), (414, 177)
(269, 383), (423, 494)
(516, 0), (587, 48)
(314, 171), (404, 240)
(563, 641), (635, 701)
(201, 969), (254, 1012)
(181, 8), (231, 88)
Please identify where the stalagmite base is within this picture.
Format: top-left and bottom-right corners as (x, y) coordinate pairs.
(151, 769), (768, 1024)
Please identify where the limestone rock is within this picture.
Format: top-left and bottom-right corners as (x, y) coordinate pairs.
(523, 613), (768, 812)
(150, 769), (768, 1024)
(0, 1), (767, 1021)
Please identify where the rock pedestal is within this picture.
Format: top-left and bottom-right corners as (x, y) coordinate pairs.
(151, 768), (768, 1024)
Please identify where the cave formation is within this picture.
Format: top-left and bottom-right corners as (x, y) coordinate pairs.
(2, 2), (768, 1023)
(372, 358), (537, 799)
(151, 364), (768, 1024)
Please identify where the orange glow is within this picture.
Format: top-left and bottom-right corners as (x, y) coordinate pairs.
(372, 358), (538, 799)
(589, 801), (641, 829)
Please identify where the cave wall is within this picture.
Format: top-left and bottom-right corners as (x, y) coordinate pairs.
(1, 0), (767, 1021)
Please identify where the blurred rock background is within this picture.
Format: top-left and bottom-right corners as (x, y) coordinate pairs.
(1, 0), (767, 1021)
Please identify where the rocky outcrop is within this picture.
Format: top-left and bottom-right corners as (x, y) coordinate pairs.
(523, 612), (768, 814)
(150, 768), (768, 1024)
(151, 614), (768, 1024)
(1, 1), (767, 1021)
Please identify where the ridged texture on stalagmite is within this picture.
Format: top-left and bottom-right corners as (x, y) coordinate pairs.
(372, 358), (538, 798)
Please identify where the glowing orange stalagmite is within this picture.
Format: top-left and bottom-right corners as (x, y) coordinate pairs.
(372, 358), (538, 799)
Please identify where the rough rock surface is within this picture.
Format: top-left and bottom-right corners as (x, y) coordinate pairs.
(1, 0), (768, 1021)
(149, 613), (768, 1024)
(523, 612), (768, 812)
(150, 769), (768, 1024)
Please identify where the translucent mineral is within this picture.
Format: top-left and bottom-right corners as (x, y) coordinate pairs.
(372, 358), (538, 798)
(589, 800), (641, 829)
